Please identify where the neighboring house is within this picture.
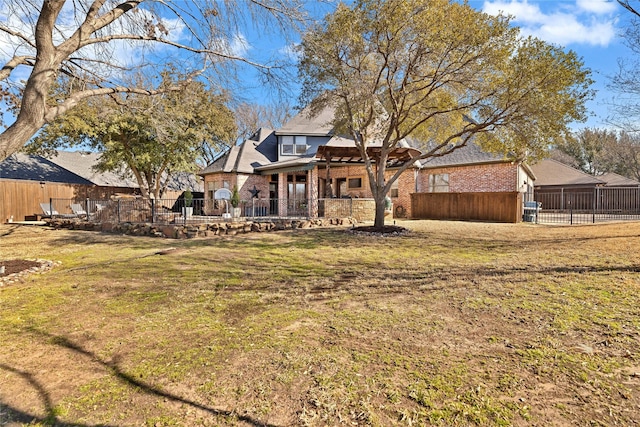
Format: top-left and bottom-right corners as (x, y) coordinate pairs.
(599, 172), (640, 187)
(0, 151), (201, 222)
(200, 105), (535, 222)
(529, 159), (606, 191)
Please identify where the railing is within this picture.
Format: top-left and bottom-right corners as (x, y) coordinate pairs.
(42, 197), (374, 225)
(536, 187), (640, 224)
(44, 197), (316, 224)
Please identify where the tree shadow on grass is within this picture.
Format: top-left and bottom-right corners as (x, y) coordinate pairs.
(7, 329), (281, 427)
(0, 363), (117, 427)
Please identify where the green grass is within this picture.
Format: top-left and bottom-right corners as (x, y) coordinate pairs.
(1, 220), (639, 426)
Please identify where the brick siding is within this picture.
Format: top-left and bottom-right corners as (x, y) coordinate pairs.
(418, 163), (519, 193)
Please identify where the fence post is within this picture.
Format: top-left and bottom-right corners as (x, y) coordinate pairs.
(569, 199), (573, 225)
(593, 187), (596, 224)
(151, 198), (155, 224)
(85, 198), (90, 222)
(49, 197), (54, 218)
(117, 199), (121, 223)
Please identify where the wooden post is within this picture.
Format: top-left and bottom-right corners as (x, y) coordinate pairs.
(325, 150), (334, 198)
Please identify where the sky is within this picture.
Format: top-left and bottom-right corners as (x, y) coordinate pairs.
(0, 0), (635, 132)
(231, 0), (635, 130)
(473, 0), (633, 129)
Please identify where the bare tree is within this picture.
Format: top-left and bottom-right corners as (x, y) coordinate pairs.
(0, 0), (306, 160)
(234, 101), (295, 142)
(609, 1), (640, 131)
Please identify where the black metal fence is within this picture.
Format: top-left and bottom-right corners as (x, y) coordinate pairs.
(535, 187), (640, 224)
(41, 197), (338, 225)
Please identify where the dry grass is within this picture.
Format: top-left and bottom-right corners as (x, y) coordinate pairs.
(0, 220), (639, 426)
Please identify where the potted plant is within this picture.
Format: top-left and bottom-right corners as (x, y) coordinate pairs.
(230, 186), (241, 218)
(183, 189), (193, 218)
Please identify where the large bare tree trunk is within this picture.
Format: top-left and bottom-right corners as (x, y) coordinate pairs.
(0, 0), (306, 161)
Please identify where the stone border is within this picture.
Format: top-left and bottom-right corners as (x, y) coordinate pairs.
(45, 217), (358, 239)
(0, 259), (61, 285)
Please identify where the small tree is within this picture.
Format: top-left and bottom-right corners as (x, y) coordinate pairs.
(184, 190), (193, 207)
(299, 0), (593, 229)
(26, 70), (237, 199)
(230, 186), (240, 208)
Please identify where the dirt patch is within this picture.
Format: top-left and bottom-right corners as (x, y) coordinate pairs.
(0, 259), (42, 276)
(0, 259), (59, 284)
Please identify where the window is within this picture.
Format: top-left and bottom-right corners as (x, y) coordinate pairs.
(390, 180), (399, 198)
(348, 177), (362, 189)
(223, 180), (230, 189)
(428, 174), (449, 192)
(281, 135), (308, 155)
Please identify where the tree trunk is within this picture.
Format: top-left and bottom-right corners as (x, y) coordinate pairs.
(0, 119), (46, 160)
(373, 191), (386, 229)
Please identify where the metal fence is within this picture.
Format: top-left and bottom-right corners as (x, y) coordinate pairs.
(42, 197), (321, 225)
(535, 187), (640, 224)
(42, 197), (371, 225)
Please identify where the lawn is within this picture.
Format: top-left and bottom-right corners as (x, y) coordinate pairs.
(0, 220), (639, 426)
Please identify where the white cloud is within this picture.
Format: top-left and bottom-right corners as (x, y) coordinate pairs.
(482, 0), (617, 47)
(576, 0), (618, 14)
(279, 43), (301, 60)
(229, 33), (250, 57)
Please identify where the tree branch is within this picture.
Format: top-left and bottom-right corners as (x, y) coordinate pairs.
(0, 56), (34, 81)
(0, 23), (36, 49)
(618, 0), (640, 18)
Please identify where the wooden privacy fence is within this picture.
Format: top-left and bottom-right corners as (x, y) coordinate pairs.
(0, 179), (138, 222)
(411, 192), (523, 223)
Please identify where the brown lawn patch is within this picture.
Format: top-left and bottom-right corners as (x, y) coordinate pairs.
(0, 221), (639, 426)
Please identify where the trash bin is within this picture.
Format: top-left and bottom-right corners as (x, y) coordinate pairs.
(523, 201), (541, 223)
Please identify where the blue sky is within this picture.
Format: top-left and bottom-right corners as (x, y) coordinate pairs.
(0, 0), (634, 132)
(241, 0), (634, 130)
(475, 0), (632, 129)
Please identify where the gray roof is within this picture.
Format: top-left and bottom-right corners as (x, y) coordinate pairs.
(276, 104), (336, 136)
(530, 159), (606, 187)
(0, 153), (93, 184)
(200, 128), (278, 175)
(253, 154), (316, 173)
(49, 151), (138, 188)
(1, 151), (202, 191)
(419, 141), (508, 168)
(599, 172), (640, 187)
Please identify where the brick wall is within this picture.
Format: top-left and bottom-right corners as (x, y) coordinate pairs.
(318, 165), (417, 218)
(418, 162), (519, 194)
(239, 174), (270, 203)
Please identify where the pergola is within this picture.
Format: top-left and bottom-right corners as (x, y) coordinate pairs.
(315, 145), (422, 198)
(315, 145), (421, 164)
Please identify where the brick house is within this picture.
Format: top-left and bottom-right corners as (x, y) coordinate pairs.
(199, 105), (535, 221)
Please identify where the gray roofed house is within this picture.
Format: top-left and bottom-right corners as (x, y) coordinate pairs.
(0, 153), (94, 185)
(199, 102), (536, 222)
(529, 159), (606, 188)
(599, 172), (640, 187)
